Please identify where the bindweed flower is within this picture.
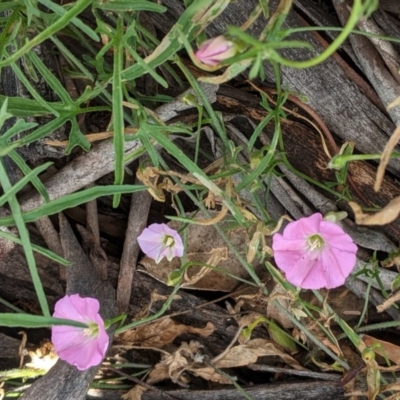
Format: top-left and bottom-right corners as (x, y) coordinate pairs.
(137, 223), (184, 264)
(51, 294), (109, 371)
(272, 213), (357, 290)
(195, 36), (237, 66)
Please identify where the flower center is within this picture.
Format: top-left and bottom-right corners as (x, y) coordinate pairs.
(163, 235), (175, 248)
(83, 322), (99, 338)
(307, 234), (325, 251)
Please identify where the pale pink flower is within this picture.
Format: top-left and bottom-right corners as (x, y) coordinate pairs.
(51, 294), (109, 371)
(137, 223), (184, 264)
(272, 213), (357, 289)
(195, 36), (236, 66)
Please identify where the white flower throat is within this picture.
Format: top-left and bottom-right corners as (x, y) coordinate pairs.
(164, 235), (175, 247)
(307, 234), (325, 251)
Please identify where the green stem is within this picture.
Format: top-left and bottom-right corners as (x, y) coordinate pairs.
(330, 152), (400, 169)
(105, 313), (126, 329)
(274, 301), (350, 370)
(116, 285), (180, 333)
(276, 0), (365, 69)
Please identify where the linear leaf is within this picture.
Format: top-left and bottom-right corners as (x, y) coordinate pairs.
(0, 313), (88, 329)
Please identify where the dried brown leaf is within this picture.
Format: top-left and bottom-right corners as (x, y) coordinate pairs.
(213, 338), (303, 370)
(190, 366), (232, 384)
(267, 285), (295, 329)
(147, 337), (304, 388)
(168, 343), (194, 384)
(118, 318), (214, 348)
(182, 247), (228, 287)
(381, 382), (400, 400)
(349, 198), (400, 225)
(376, 290), (400, 313)
(147, 363), (169, 385)
(121, 385), (148, 400)
(375, 125), (400, 192)
(147, 341), (205, 386)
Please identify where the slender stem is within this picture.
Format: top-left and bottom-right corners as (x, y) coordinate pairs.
(275, 0), (365, 69)
(116, 285), (180, 333)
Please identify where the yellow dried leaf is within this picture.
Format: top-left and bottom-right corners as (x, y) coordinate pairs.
(349, 198), (400, 225)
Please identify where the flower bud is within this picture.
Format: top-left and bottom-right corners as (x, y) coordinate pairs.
(194, 36), (236, 66)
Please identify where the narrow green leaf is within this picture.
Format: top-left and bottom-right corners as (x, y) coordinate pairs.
(0, 95), (55, 117)
(0, 161), (51, 207)
(0, 119), (37, 143)
(0, 0), (93, 67)
(19, 115), (70, 145)
(0, 313), (88, 329)
(29, 50), (74, 106)
(112, 18), (125, 207)
(266, 319), (298, 353)
(8, 151), (51, 203)
(96, 0), (166, 13)
(0, 230), (70, 265)
(236, 119), (281, 191)
(392, 272), (400, 292)
(121, 0), (230, 81)
(0, 185), (147, 226)
(37, 0), (99, 41)
(148, 127), (247, 225)
(0, 1), (21, 13)
(0, 160), (50, 316)
(0, 98), (12, 128)
(128, 48), (168, 88)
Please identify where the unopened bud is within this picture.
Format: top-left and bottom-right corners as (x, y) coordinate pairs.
(194, 36), (236, 66)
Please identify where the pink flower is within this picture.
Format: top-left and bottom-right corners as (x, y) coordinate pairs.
(272, 213), (357, 289)
(195, 36), (236, 66)
(51, 294), (109, 370)
(137, 223), (184, 264)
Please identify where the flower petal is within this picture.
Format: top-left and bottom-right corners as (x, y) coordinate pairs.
(284, 254), (327, 289)
(137, 223), (184, 263)
(195, 36), (236, 66)
(51, 295), (109, 370)
(283, 213), (323, 240)
(53, 294), (101, 324)
(272, 213), (357, 290)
